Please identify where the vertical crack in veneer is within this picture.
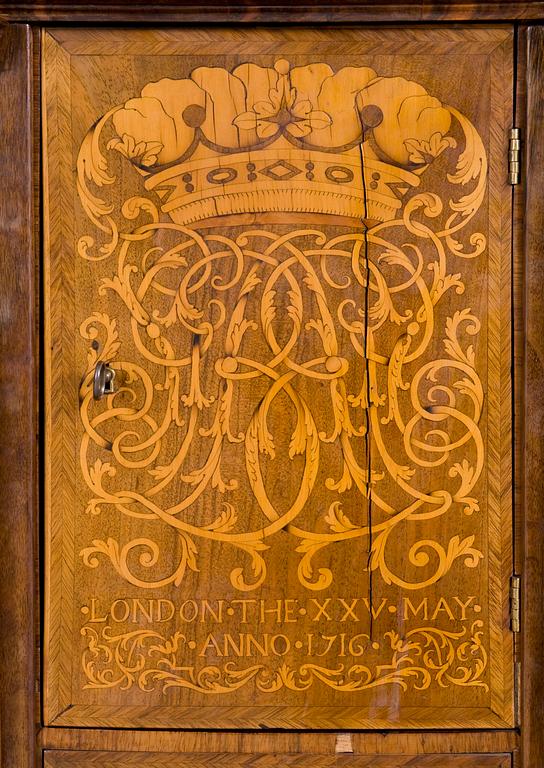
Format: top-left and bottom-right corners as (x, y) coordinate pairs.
(359, 119), (374, 642)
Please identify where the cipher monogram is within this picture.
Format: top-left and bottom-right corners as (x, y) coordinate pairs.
(77, 59), (487, 594)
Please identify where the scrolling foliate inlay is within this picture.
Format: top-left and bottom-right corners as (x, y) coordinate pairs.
(76, 59), (486, 598)
(80, 620), (488, 694)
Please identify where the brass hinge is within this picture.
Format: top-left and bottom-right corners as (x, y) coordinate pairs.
(510, 574), (521, 633)
(509, 128), (521, 185)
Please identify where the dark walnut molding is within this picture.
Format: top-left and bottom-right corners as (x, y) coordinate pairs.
(0, 0), (543, 22)
(0, 22), (36, 768)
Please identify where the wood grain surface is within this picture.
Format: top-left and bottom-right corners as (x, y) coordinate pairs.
(0, 21), (36, 768)
(43, 751), (512, 768)
(42, 25), (515, 731)
(38, 728), (519, 754)
(0, 0), (541, 22)
(521, 23), (544, 768)
(0, 7), (543, 768)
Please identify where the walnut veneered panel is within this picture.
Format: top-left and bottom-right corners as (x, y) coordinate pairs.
(43, 26), (514, 729)
(43, 752), (512, 768)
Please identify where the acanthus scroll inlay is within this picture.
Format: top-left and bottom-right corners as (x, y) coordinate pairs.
(76, 58), (487, 597)
(80, 620), (488, 694)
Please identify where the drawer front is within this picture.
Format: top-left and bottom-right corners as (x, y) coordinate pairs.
(43, 752), (512, 768)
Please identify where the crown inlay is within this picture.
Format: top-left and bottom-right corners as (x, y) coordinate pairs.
(78, 58), (480, 232)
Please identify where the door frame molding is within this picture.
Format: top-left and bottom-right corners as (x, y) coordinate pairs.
(0, 5), (542, 766)
(0, 1), (543, 22)
(521, 23), (544, 768)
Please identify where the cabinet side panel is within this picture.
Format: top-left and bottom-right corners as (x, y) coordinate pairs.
(522, 24), (544, 768)
(0, 22), (36, 768)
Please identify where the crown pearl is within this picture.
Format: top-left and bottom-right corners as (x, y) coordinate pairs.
(182, 104), (206, 128)
(358, 104), (384, 129)
(274, 59), (290, 75)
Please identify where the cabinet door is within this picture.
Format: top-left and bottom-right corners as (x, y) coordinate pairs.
(43, 26), (514, 729)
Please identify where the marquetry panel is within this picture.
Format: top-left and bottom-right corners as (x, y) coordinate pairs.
(43, 752), (512, 768)
(43, 26), (514, 728)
